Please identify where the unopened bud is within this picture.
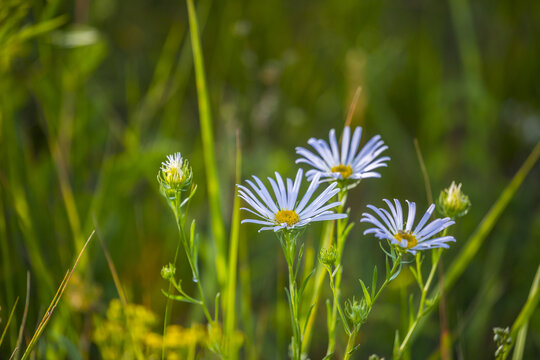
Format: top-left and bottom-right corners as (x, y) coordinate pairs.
(345, 297), (370, 328)
(161, 263), (176, 281)
(318, 245), (338, 269)
(158, 152), (193, 197)
(437, 181), (471, 219)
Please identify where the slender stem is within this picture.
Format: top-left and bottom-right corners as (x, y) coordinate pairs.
(162, 197), (183, 360)
(396, 249), (443, 358)
(328, 269), (351, 336)
(327, 188), (349, 355)
(343, 329), (359, 360)
(282, 232), (302, 360)
(288, 261), (301, 360)
(302, 221), (335, 353)
(178, 219), (213, 323)
(373, 253), (403, 303)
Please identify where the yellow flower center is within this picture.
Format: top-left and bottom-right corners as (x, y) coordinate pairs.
(395, 230), (418, 249)
(331, 164), (353, 179)
(165, 168), (184, 184)
(275, 210), (300, 226)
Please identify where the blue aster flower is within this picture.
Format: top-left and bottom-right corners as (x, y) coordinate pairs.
(238, 169), (347, 232)
(296, 126), (390, 182)
(361, 199), (455, 254)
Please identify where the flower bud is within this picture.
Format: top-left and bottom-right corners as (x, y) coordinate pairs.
(437, 181), (471, 219)
(345, 297), (370, 328)
(158, 152), (193, 197)
(318, 245), (338, 269)
(493, 327), (511, 358)
(161, 263), (176, 281)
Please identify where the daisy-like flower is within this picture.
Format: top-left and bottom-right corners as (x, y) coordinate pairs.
(157, 152), (193, 192)
(361, 199), (455, 254)
(237, 169), (347, 232)
(296, 126), (390, 182)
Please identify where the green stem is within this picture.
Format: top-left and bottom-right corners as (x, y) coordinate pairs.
(396, 249), (443, 359)
(373, 253), (403, 303)
(327, 188), (349, 355)
(343, 329), (359, 360)
(162, 197), (184, 360)
(281, 231), (304, 360)
(288, 261), (301, 360)
(328, 269), (351, 336)
(302, 221), (334, 353)
(178, 219), (213, 323)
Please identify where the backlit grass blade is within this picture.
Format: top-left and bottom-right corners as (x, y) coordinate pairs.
(20, 230), (94, 360)
(0, 297), (19, 348)
(509, 265), (540, 360)
(441, 140), (540, 294)
(186, 0), (227, 289)
(225, 131), (242, 357)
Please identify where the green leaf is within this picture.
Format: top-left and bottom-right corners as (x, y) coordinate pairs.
(359, 280), (372, 307)
(299, 269), (316, 299)
(393, 330), (401, 359)
(371, 266), (378, 300)
(303, 304), (315, 337)
(161, 289), (201, 305)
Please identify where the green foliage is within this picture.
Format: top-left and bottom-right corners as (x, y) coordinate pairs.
(1, 0), (540, 359)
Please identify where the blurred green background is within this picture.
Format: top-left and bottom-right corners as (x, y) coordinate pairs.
(1, 0), (539, 358)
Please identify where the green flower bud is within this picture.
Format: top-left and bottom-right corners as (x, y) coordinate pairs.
(493, 327), (511, 359)
(345, 297), (370, 328)
(158, 153), (193, 198)
(318, 245), (338, 269)
(437, 181), (471, 219)
(161, 263), (176, 281)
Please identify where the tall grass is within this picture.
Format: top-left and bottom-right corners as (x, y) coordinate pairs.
(1, 0), (540, 359)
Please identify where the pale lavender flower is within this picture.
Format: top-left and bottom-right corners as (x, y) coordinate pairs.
(238, 169), (347, 232)
(296, 126), (390, 182)
(361, 199), (455, 254)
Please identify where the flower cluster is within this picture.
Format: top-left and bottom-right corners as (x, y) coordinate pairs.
(237, 125), (461, 257)
(157, 123), (468, 360)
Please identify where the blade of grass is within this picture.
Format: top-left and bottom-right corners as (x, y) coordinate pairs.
(238, 212), (256, 359)
(509, 264), (540, 360)
(186, 0), (227, 291)
(93, 215), (127, 304)
(344, 87), (362, 127)
(413, 139), (433, 204)
(405, 140), (540, 350)
(0, 174), (17, 346)
(13, 271), (30, 359)
(20, 230), (94, 360)
(441, 140), (540, 294)
(225, 130), (242, 357)
(0, 297), (19, 348)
